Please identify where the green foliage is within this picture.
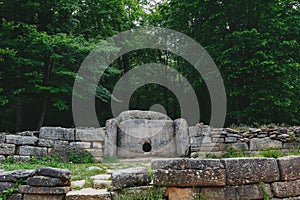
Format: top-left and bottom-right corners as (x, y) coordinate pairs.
(259, 181), (270, 200)
(259, 150), (283, 158)
(102, 156), (119, 163)
(118, 186), (164, 200)
(221, 146), (247, 158)
(69, 148), (95, 164)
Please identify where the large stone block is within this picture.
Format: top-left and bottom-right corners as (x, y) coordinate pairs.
(5, 135), (38, 145)
(38, 139), (69, 148)
(18, 185), (71, 194)
(75, 128), (105, 142)
(117, 119), (176, 157)
(103, 119), (117, 157)
(70, 142), (91, 149)
(39, 127), (74, 141)
(277, 156), (300, 181)
(23, 194), (65, 200)
(116, 110), (171, 123)
(272, 180), (300, 198)
(7, 155), (30, 162)
(0, 143), (15, 155)
(0, 182), (15, 192)
(152, 158), (225, 187)
(112, 167), (151, 190)
(223, 158), (280, 185)
(174, 118), (189, 156)
(250, 138), (282, 151)
(165, 187), (200, 200)
(0, 170), (34, 182)
(27, 176), (70, 187)
(17, 146), (47, 157)
(0, 155), (5, 162)
(188, 126), (202, 137)
(34, 167), (72, 182)
(66, 188), (111, 200)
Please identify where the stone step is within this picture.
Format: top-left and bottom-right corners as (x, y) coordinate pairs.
(66, 188), (113, 200)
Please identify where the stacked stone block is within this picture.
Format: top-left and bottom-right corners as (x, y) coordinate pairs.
(0, 127), (105, 162)
(0, 167), (71, 200)
(152, 156), (300, 200)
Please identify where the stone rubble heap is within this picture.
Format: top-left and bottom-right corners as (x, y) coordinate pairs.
(0, 167), (71, 200)
(152, 156), (300, 200)
(189, 124), (300, 156)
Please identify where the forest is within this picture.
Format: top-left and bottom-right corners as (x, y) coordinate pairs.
(0, 0), (299, 132)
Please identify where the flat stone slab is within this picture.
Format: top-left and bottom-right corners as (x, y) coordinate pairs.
(75, 128), (105, 142)
(90, 174), (111, 180)
(0, 170), (34, 182)
(34, 167), (72, 182)
(277, 156), (300, 181)
(222, 158), (280, 185)
(116, 110), (171, 123)
(39, 127), (74, 141)
(27, 176), (70, 187)
(23, 194), (65, 200)
(66, 188), (111, 200)
(93, 180), (112, 189)
(18, 185), (71, 194)
(152, 159), (225, 187)
(272, 180), (300, 198)
(17, 146), (47, 157)
(5, 135), (38, 145)
(112, 167), (151, 190)
(72, 180), (86, 188)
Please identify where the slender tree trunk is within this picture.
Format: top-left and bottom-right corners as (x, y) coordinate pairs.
(15, 96), (22, 131)
(37, 93), (49, 130)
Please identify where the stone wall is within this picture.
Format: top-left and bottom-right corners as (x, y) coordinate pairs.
(0, 127), (105, 162)
(0, 167), (71, 200)
(152, 156), (300, 199)
(189, 124), (300, 156)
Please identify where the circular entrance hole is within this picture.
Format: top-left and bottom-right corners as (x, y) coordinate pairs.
(142, 142), (152, 152)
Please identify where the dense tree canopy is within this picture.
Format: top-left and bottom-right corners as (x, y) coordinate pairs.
(0, 0), (299, 131)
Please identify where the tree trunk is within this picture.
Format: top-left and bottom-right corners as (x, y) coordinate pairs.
(15, 96), (22, 132)
(37, 93), (49, 130)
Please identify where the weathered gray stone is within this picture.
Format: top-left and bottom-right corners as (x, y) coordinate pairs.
(117, 119), (176, 157)
(23, 194), (65, 200)
(232, 142), (249, 151)
(90, 174), (111, 180)
(112, 167), (151, 190)
(0, 182), (15, 192)
(250, 138), (282, 150)
(71, 180), (86, 189)
(0, 170), (34, 182)
(0, 143), (15, 155)
(272, 180), (300, 198)
(152, 158), (225, 187)
(103, 119), (117, 157)
(225, 136), (237, 143)
(277, 156), (300, 181)
(0, 133), (6, 142)
(212, 137), (225, 143)
(7, 193), (22, 200)
(92, 142), (102, 149)
(174, 118), (189, 156)
(17, 146), (47, 157)
(283, 143), (299, 149)
(188, 126), (202, 137)
(66, 188), (111, 200)
(200, 187), (226, 200)
(5, 135), (38, 145)
(0, 155), (5, 162)
(38, 139), (69, 148)
(39, 127), (74, 141)
(75, 128), (105, 142)
(165, 187), (200, 200)
(34, 167), (72, 182)
(18, 185), (71, 194)
(93, 180), (111, 189)
(223, 158), (280, 185)
(116, 110), (171, 123)
(7, 155), (30, 162)
(27, 176), (70, 187)
(70, 142), (91, 149)
(17, 131), (38, 137)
